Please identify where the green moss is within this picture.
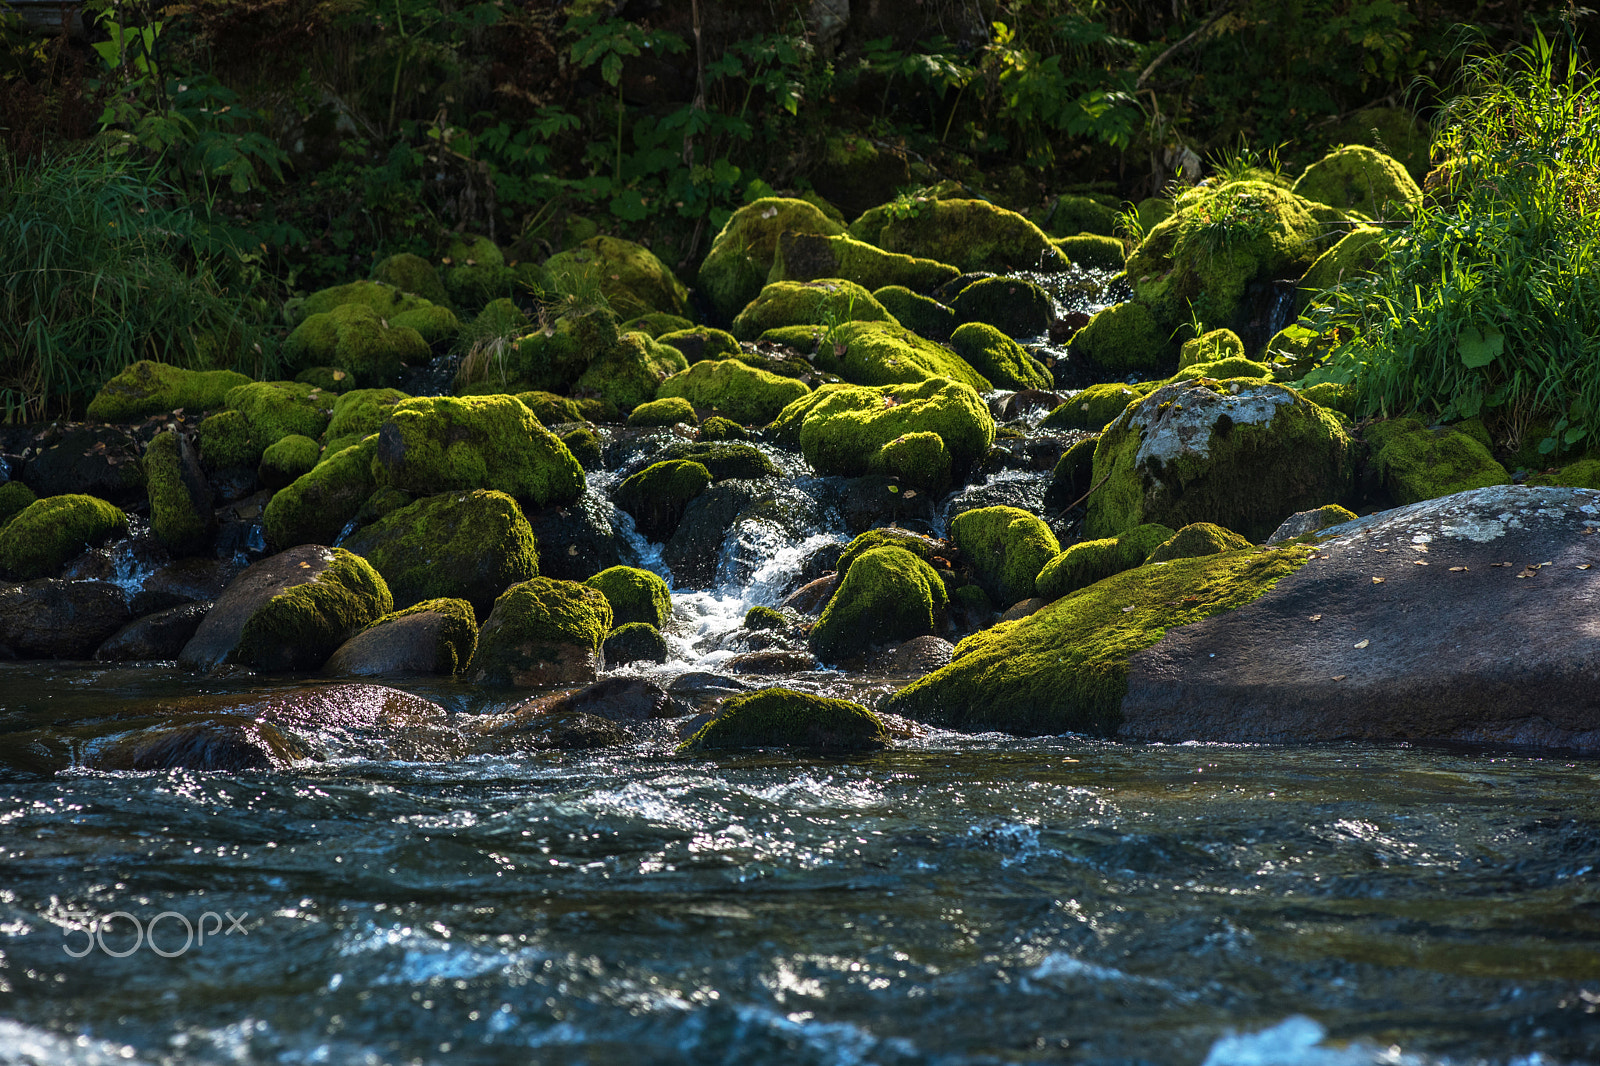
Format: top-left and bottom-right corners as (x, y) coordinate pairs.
(86, 360), (251, 422)
(1363, 417), (1510, 504)
(871, 286), (957, 340)
(656, 358), (811, 425)
(373, 252), (450, 305)
(555, 427), (598, 470)
(679, 687), (889, 752)
(809, 545), (947, 662)
(698, 198), (847, 322)
(546, 235), (690, 319)
(949, 322), (1052, 391)
(298, 279), (433, 322)
(744, 605), (789, 631)
(654, 440), (780, 481)
(884, 546), (1309, 733)
(196, 409), (258, 469)
(758, 325), (823, 354)
(573, 330), (689, 412)
(469, 577), (612, 685)
(323, 388), (409, 447)
(1297, 380), (1355, 415)
(442, 234), (517, 310)
(1069, 301), (1168, 372)
(848, 198), (1056, 274)
(258, 433), (321, 490)
(1292, 145), (1422, 220)
(389, 303), (461, 348)
(615, 459), (711, 541)
(263, 436), (377, 549)
(282, 302), (430, 384)
(374, 394), (586, 507)
(0, 482), (37, 528)
(1178, 328), (1245, 369)
(1531, 458), (1600, 489)
(234, 547), (394, 671)
(730, 279), (898, 342)
(1034, 523), (1174, 601)
(622, 313), (695, 338)
(951, 582), (994, 613)
(143, 430), (209, 556)
(768, 231), (960, 293)
(627, 396), (698, 427)
(482, 308), (619, 394)
(576, 395), (619, 423)
(1295, 225), (1389, 315)
(655, 327), (740, 365)
(813, 320), (991, 393)
(774, 377), (995, 477)
(1168, 356), (1273, 383)
(515, 391), (588, 426)
(949, 277), (1053, 339)
(364, 597), (478, 675)
(226, 381), (334, 455)
(294, 366), (357, 393)
(867, 431), (952, 493)
(835, 528), (942, 582)
(1054, 234), (1125, 270)
(1327, 107), (1431, 181)
(1086, 379), (1353, 542)
(584, 565), (672, 628)
(699, 416), (749, 442)
(1144, 521), (1253, 563)
(0, 494), (127, 579)
(1042, 382), (1159, 432)
(950, 505), (1061, 606)
(1038, 193), (1120, 237)
(604, 621), (669, 665)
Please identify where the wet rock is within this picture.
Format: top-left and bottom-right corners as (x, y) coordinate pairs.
(615, 460), (710, 543)
(841, 475), (937, 534)
(0, 495), (128, 581)
(697, 198), (845, 323)
(810, 545), (946, 663)
(0, 578), (134, 659)
(468, 577), (611, 687)
(21, 423), (146, 505)
(143, 430), (213, 557)
(950, 505), (1060, 606)
(679, 687), (889, 752)
(977, 431), (1079, 477)
(87, 720), (306, 772)
(781, 573), (837, 615)
(665, 671), (752, 709)
(1000, 597), (1046, 621)
(508, 676), (680, 724)
(95, 602), (211, 662)
(869, 635), (955, 673)
(998, 389), (1066, 421)
(799, 542), (846, 583)
(526, 492), (623, 581)
(602, 622), (669, 666)
(323, 598), (477, 678)
(726, 649), (817, 674)
(662, 479), (765, 586)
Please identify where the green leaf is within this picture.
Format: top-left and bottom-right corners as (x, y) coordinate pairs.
(1458, 325), (1504, 369)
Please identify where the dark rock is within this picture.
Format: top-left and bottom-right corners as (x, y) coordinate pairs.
(950, 276), (1053, 337)
(602, 622), (669, 665)
(663, 479), (765, 587)
(1000, 597), (1046, 621)
(468, 577), (609, 687)
(0, 579), (133, 659)
(136, 556), (246, 611)
(95, 602), (210, 661)
(841, 475), (937, 535)
(87, 721), (302, 772)
(999, 389), (1066, 421)
(726, 649), (817, 674)
(869, 635), (956, 674)
(21, 424), (145, 505)
(526, 492), (624, 581)
(485, 709), (631, 751)
(500, 676), (680, 725)
(799, 542), (846, 583)
(324, 600), (476, 678)
(781, 573), (838, 615)
(665, 671), (752, 710)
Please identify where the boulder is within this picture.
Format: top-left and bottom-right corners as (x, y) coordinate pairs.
(1265, 504), (1359, 544)
(730, 279), (897, 342)
(809, 545), (947, 662)
(518, 391), (589, 427)
(258, 433), (320, 490)
(650, 441), (780, 482)
(1042, 435), (1100, 511)
(1363, 417), (1510, 506)
(809, 135), (911, 219)
(1086, 379), (1353, 542)
(373, 395), (585, 506)
(655, 326), (741, 363)
(1054, 233), (1125, 270)
(323, 598), (477, 677)
(841, 474), (938, 533)
(95, 602), (211, 662)
(21, 424), (144, 505)
(602, 622), (670, 665)
(0, 495), (128, 581)
(442, 233), (518, 309)
(1068, 301), (1168, 373)
(544, 235), (690, 319)
(769, 230), (959, 293)
(698, 198), (846, 323)
(85, 361), (250, 422)
(848, 198), (1058, 274)
(813, 321), (991, 392)
(572, 330), (689, 413)
(870, 634), (955, 673)
(1178, 328), (1246, 370)
(949, 322), (1052, 391)
(836, 528), (945, 580)
(1145, 521), (1253, 563)
(871, 286), (956, 340)
(1035, 523), (1174, 601)
(1041, 382), (1158, 433)
(950, 505), (1060, 606)
(623, 313), (695, 338)
(282, 303), (430, 384)
(866, 431), (952, 494)
(526, 492), (623, 580)
(178, 545), (393, 673)
(656, 359), (811, 425)
(320, 387), (408, 455)
(295, 278), (434, 322)
(679, 687), (889, 752)
(949, 277), (1053, 338)
(772, 377), (995, 478)
(662, 479), (766, 585)
(726, 649), (816, 674)
(343, 489), (538, 617)
(0, 482), (36, 527)
(1295, 225), (1388, 315)
(0, 578), (134, 658)
(262, 436), (377, 549)
(468, 577), (612, 686)
(584, 565), (671, 628)
(626, 396), (698, 427)
(143, 431), (212, 557)
(781, 573), (838, 615)
(1292, 145), (1422, 220)
(373, 252), (449, 304)
(1037, 193), (1121, 237)
(615, 460), (711, 542)
(1168, 356), (1273, 384)
(222, 380), (336, 458)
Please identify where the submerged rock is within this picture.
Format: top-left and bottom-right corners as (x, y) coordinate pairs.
(679, 687), (889, 752)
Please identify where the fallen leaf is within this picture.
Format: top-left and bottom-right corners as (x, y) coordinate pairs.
(299, 561), (311, 568)
(1414, 560), (1428, 565)
(1354, 639), (1369, 648)
(1371, 576), (1385, 584)
(1374, 548), (1390, 553)
(1120, 605), (1135, 613)
(1492, 562), (1513, 567)
(1449, 566), (1468, 572)
(1308, 613), (1322, 621)
(1516, 573), (1531, 579)
(1331, 675), (1347, 681)
(1579, 564), (1592, 570)
(567, 545), (579, 556)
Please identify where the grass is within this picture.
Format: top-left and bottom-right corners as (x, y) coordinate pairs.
(0, 145), (274, 422)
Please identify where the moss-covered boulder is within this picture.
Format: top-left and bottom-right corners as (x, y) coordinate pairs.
(1038, 193), (1120, 237)
(86, 361), (251, 422)
(1145, 521), (1253, 563)
(656, 358), (811, 425)
(1168, 356), (1273, 383)
(226, 380), (334, 452)
(1035, 523), (1174, 601)
(769, 230), (959, 293)
(603, 621), (669, 666)
(258, 434), (320, 490)
(871, 286), (956, 340)
(442, 233), (518, 310)
(1069, 301), (1168, 372)
(866, 431), (952, 493)
(324, 598), (478, 678)
(950, 505), (1060, 606)
(178, 545), (393, 673)
(699, 198), (847, 323)
(622, 312), (694, 338)
(772, 377), (995, 477)
(810, 544), (947, 662)
(1363, 417), (1510, 505)
(882, 546), (1308, 733)
(142, 431), (212, 557)
(1043, 434), (1100, 511)
(653, 440), (781, 481)
(475, 308), (616, 395)
(679, 687), (889, 752)
(373, 252), (449, 305)
(699, 416), (748, 443)
(848, 198), (1057, 274)
(1086, 379), (1353, 542)
(1054, 233), (1125, 271)
(949, 322), (1052, 391)
(573, 330), (689, 412)
(627, 396), (698, 427)
(373, 395), (585, 507)
(615, 460), (711, 542)
(656, 326), (741, 364)
(729, 279), (898, 342)
(0, 494), (128, 580)
(545, 235), (690, 319)
(1293, 145), (1422, 220)
(812, 320), (991, 392)
(468, 577), (611, 686)
(1042, 382), (1159, 432)
(0, 482), (37, 528)
(584, 565), (671, 629)
(294, 366), (357, 393)
(297, 278), (434, 323)
(560, 426), (603, 469)
(514, 391), (587, 427)
(282, 303), (430, 385)
(1295, 225), (1389, 315)
(1178, 328), (1246, 370)
(1264, 503), (1359, 544)
(263, 437), (378, 549)
(343, 489), (538, 617)
(949, 277), (1053, 339)
(321, 387), (408, 456)
(389, 303), (461, 349)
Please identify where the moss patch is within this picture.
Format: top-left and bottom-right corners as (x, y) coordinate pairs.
(1363, 417), (1510, 505)
(86, 360), (251, 422)
(949, 322), (1052, 391)
(282, 302), (430, 385)
(1178, 328), (1246, 370)
(1295, 225), (1389, 316)
(866, 431), (952, 493)
(1054, 234), (1125, 270)
(951, 505), (1061, 606)
(871, 286), (956, 340)
(628, 396), (699, 427)
(849, 198), (1056, 274)
(143, 431), (212, 556)
(517, 391), (588, 426)
(949, 277), (1053, 339)
(615, 460), (711, 542)
(1145, 521), (1253, 563)
(545, 235), (690, 319)
(259, 434), (320, 490)
(656, 358), (811, 425)
(584, 565), (672, 628)
(604, 621), (669, 665)
(814, 320), (991, 393)
(1042, 382), (1158, 432)
(373, 252), (449, 305)
(1168, 356), (1273, 383)
(323, 388), (409, 451)
(680, 687), (889, 752)
(573, 330), (689, 412)
(226, 380), (335, 453)
(235, 547), (393, 671)
(699, 416), (749, 442)
(1035, 523), (1173, 601)
(1293, 145), (1421, 220)
(775, 377), (995, 478)
(698, 198), (847, 323)
(835, 528), (943, 582)
(653, 441), (780, 481)
(730, 279), (898, 342)
(0, 482), (37, 528)
(263, 436), (378, 549)
(768, 231), (959, 293)
(0, 494), (127, 580)
(810, 544), (948, 662)
(656, 326), (741, 363)
(1069, 301), (1167, 372)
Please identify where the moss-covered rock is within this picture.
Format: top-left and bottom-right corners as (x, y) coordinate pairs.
(263, 437), (378, 549)
(1363, 417), (1510, 505)
(468, 577), (612, 686)
(560, 426), (603, 469)
(773, 377), (995, 477)
(811, 134), (912, 219)
(1295, 224), (1388, 315)
(225, 381), (334, 457)
(515, 391), (588, 427)
(603, 621), (669, 666)
(388, 303), (461, 349)
(743, 604), (790, 631)
(949, 322), (1052, 391)
(615, 460), (711, 542)
(1069, 300), (1168, 372)
(1042, 382), (1158, 432)
(584, 565), (671, 629)
(343, 489), (539, 617)
(1035, 523), (1174, 601)
(373, 252), (449, 305)
(545, 235), (690, 319)
(866, 431), (952, 493)
(195, 409), (256, 470)
(1054, 233), (1125, 271)
(373, 394), (585, 507)
(1168, 356), (1273, 383)
(294, 366), (357, 393)
(950, 505), (1060, 606)
(809, 545), (946, 662)
(1144, 521), (1253, 563)
(882, 545), (1308, 733)
(679, 687), (889, 752)
(949, 277), (1053, 339)
(1293, 145), (1422, 220)
(142, 431), (212, 556)
(282, 303), (430, 385)
(769, 230), (959, 293)
(573, 330), (689, 413)
(443, 233), (518, 310)
(1264, 503), (1359, 543)
(729, 279), (898, 342)
(1529, 458), (1600, 489)
(699, 419), (748, 446)
(627, 396), (698, 427)
(0, 482), (37, 528)
(653, 440), (780, 481)
(324, 597), (478, 678)
(835, 528), (943, 582)
(656, 326), (741, 364)
(257, 434), (320, 491)
(1037, 193), (1121, 237)
(848, 198), (1057, 274)
(1086, 379), (1353, 542)
(86, 360), (251, 422)
(477, 307), (617, 395)
(656, 358), (811, 425)
(297, 278), (434, 323)
(812, 320), (991, 392)
(621, 312), (694, 338)
(699, 198), (847, 323)
(1043, 434), (1100, 511)
(871, 286), (957, 340)
(0, 494), (128, 580)
(1178, 328), (1246, 370)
